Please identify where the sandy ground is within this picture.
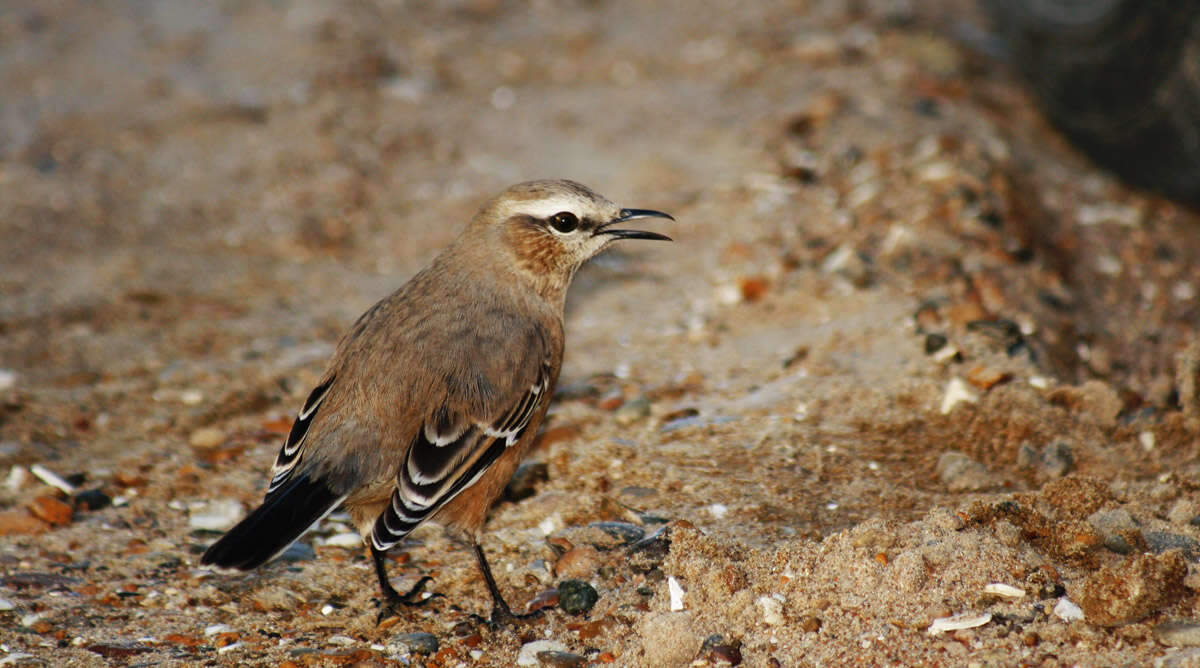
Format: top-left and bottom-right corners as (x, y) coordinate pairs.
(3, 1), (1200, 666)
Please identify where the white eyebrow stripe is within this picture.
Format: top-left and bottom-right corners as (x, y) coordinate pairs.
(511, 196), (591, 221)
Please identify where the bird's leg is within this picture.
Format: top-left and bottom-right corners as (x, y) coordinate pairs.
(372, 545), (439, 623)
(471, 541), (545, 628)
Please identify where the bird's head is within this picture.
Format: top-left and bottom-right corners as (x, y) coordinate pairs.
(470, 180), (672, 298)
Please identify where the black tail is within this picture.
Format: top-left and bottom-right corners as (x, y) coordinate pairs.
(201, 473), (345, 570)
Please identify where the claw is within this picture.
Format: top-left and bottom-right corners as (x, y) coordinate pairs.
(376, 575), (443, 623)
(468, 604), (545, 630)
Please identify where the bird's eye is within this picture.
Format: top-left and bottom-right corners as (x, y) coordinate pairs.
(548, 211), (579, 234)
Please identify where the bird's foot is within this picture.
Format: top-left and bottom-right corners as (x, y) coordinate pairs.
(376, 575), (442, 624)
(469, 602), (546, 630)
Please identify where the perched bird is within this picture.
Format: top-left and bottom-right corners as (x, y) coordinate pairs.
(201, 180), (672, 624)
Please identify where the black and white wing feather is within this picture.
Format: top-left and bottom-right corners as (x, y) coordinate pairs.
(370, 364), (551, 551)
(201, 374), (345, 570)
(268, 374), (336, 494)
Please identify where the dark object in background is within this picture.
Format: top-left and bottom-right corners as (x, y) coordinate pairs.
(983, 0), (1200, 207)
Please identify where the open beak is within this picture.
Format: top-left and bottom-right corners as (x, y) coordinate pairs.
(594, 208), (674, 241)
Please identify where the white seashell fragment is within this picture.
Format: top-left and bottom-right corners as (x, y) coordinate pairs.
(927, 612), (992, 635)
(668, 576), (686, 611)
(983, 583), (1026, 599)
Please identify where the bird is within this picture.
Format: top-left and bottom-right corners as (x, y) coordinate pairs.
(200, 179), (672, 625)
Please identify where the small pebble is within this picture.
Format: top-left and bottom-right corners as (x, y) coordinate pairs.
(504, 461), (549, 502)
(924, 333), (948, 354)
(188, 499), (243, 531)
(614, 397), (651, 425)
(927, 612), (992, 635)
(536, 650), (587, 667)
(710, 643), (743, 665)
(5, 465), (28, 490)
(0, 369), (16, 391)
(966, 366), (1011, 390)
(1144, 532), (1200, 559)
(1103, 534), (1134, 555)
(30, 464), (77, 494)
(555, 546), (602, 579)
(936, 451), (995, 492)
(279, 541), (316, 562)
(668, 576), (686, 611)
(757, 595), (784, 626)
(1140, 431), (1156, 450)
(391, 632), (438, 656)
(1040, 442), (1074, 478)
(1053, 598), (1084, 622)
(983, 583), (1025, 599)
(204, 623), (233, 636)
(321, 532), (363, 548)
(28, 495), (74, 526)
(189, 427), (226, 449)
(931, 344), (961, 364)
(517, 640), (568, 666)
(74, 489), (112, 511)
(587, 521), (645, 545)
(1155, 622), (1200, 647)
(940, 378), (978, 414)
(557, 579), (599, 615)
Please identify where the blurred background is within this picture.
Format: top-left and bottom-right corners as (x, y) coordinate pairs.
(2, 1), (1200, 665)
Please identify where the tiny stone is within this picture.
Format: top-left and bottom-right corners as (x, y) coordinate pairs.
(1144, 532), (1200, 559)
(517, 640), (568, 666)
(984, 583), (1026, 599)
(1016, 444), (1039, 469)
(321, 532), (363, 548)
(1054, 598), (1084, 622)
(668, 575), (686, 611)
(926, 507), (965, 531)
(28, 495), (74, 526)
(189, 499), (243, 531)
(699, 634), (725, 653)
(0, 369), (16, 391)
(927, 612), (992, 635)
(799, 615), (822, 632)
(1156, 622), (1200, 647)
(189, 427), (226, 449)
(966, 366), (1011, 390)
(504, 461), (549, 502)
(73, 489), (112, 511)
(1167, 499), (1200, 526)
(615, 397), (651, 425)
(936, 451), (996, 492)
(279, 541), (316, 562)
(710, 643), (743, 665)
(554, 546), (602, 579)
(924, 333), (948, 354)
(940, 378), (978, 414)
(1103, 534), (1134, 555)
(758, 595), (784, 625)
(557, 579), (599, 614)
(587, 521), (645, 545)
(1040, 442), (1074, 478)
(1088, 508), (1139, 534)
(536, 650), (587, 667)
(391, 632), (438, 656)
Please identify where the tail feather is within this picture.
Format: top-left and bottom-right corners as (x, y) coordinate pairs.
(201, 473), (346, 570)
